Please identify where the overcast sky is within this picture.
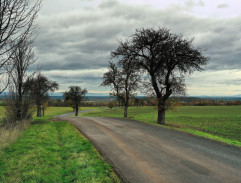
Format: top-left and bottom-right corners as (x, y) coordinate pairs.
(33, 0), (241, 96)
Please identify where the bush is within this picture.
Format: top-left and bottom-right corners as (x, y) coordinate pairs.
(3, 93), (34, 128)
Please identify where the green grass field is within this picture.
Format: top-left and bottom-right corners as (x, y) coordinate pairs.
(34, 106), (99, 120)
(80, 106), (241, 146)
(0, 107), (120, 183)
(0, 106), (99, 121)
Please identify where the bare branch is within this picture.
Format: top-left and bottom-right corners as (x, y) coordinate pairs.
(0, 0), (42, 93)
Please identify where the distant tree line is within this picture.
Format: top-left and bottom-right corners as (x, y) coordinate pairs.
(2, 96), (240, 108)
(178, 98), (241, 106)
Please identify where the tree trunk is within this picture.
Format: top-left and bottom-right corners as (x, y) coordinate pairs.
(124, 105), (128, 118)
(37, 105), (41, 117)
(157, 108), (165, 125)
(75, 105), (78, 116)
(16, 100), (22, 121)
(42, 107), (45, 116)
(16, 92), (23, 121)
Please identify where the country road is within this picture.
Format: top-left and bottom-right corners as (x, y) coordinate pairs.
(57, 114), (241, 183)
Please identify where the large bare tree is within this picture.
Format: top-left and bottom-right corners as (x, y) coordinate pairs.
(0, 0), (41, 94)
(112, 28), (209, 124)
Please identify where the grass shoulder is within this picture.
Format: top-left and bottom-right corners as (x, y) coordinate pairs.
(0, 107), (120, 183)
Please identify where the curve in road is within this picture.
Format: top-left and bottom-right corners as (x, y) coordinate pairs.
(57, 115), (241, 183)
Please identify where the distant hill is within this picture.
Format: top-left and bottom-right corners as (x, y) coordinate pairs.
(1, 92), (241, 102)
(86, 93), (109, 97)
(232, 94), (241, 98)
(194, 96), (241, 101)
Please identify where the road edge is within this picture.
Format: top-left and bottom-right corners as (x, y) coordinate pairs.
(98, 116), (241, 150)
(55, 116), (128, 183)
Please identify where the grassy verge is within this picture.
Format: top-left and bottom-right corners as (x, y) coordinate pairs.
(0, 107), (73, 150)
(80, 106), (241, 147)
(0, 119), (120, 182)
(0, 107), (120, 182)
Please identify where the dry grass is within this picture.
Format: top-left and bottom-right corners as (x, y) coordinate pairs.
(0, 121), (31, 151)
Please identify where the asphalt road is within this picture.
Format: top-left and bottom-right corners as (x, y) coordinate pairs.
(57, 114), (241, 183)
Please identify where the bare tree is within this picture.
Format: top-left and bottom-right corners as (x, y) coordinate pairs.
(6, 38), (36, 122)
(119, 59), (140, 117)
(25, 73), (59, 117)
(64, 86), (87, 116)
(0, 0), (42, 94)
(112, 28), (209, 124)
(102, 60), (140, 118)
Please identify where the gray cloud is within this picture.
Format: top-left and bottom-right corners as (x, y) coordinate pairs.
(184, 0), (205, 8)
(33, 0), (241, 92)
(217, 4), (229, 8)
(218, 79), (241, 85)
(40, 68), (107, 91)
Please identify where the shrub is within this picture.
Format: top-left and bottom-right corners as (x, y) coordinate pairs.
(3, 92), (34, 128)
